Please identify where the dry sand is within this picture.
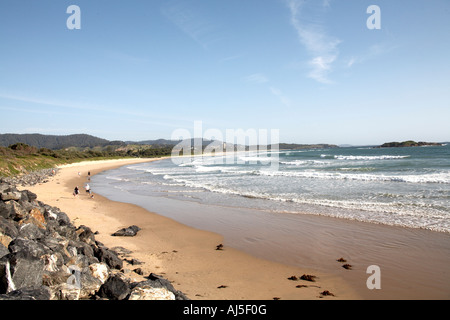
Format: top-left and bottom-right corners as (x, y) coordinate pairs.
(24, 158), (360, 300)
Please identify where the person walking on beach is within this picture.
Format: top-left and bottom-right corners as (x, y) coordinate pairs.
(73, 186), (79, 197)
(85, 183), (90, 194)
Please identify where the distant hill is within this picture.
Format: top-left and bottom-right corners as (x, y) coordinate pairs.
(0, 133), (340, 151)
(0, 133), (122, 149)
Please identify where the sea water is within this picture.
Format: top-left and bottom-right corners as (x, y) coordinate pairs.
(91, 144), (450, 233)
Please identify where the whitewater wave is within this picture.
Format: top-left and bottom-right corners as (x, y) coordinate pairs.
(334, 155), (410, 160)
(280, 160), (327, 166)
(253, 169), (450, 184)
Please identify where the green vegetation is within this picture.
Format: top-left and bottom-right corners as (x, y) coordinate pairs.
(0, 143), (172, 177)
(379, 141), (443, 148)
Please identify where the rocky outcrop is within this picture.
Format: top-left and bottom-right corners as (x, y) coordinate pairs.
(377, 141), (443, 148)
(1, 168), (58, 187)
(0, 181), (188, 300)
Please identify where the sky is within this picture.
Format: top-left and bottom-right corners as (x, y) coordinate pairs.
(0, 0), (449, 146)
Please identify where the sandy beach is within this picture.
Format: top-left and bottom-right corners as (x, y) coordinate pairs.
(23, 158), (360, 300)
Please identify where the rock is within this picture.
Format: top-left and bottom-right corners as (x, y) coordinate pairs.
(97, 274), (130, 300)
(50, 282), (81, 300)
(79, 269), (103, 299)
(300, 274), (317, 282)
(142, 277), (189, 300)
(129, 285), (175, 300)
(22, 207), (46, 229)
(76, 225), (96, 245)
(89, 263), (110, 284)
(93, 246), (123, 270)
(0, 191), (22, 202)
(0, 251), (45, 293)
(342, 264), (352, 270)
(112, 225), (141, 237)
(0, 243), (8, 259)
(0, 232), (13, 249)
(0, 216), (19, 239)
(0, 286), (51, 300)
(0, 181), (188, 300)
(18, 223), (44, 240)
(320, 290), (335, 296)
(8, 238), (49, 259)
(133, 268), (144, 275)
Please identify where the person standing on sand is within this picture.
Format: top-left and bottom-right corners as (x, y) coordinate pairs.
(73, 186), (79, 197)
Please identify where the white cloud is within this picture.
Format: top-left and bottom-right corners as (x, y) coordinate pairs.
(286, 0), (341, 84)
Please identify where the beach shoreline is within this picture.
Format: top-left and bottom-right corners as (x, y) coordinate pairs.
(24, 158), (360, 300)
(24, 158), (450, 300)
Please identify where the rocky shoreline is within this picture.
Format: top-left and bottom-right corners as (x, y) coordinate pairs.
(0, 170), (189, 300)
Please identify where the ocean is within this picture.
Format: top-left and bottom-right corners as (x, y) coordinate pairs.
(91, 144), (450, 233)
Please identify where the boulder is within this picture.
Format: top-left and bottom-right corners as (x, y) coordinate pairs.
(93, 246), (123, 270)
(0, 286), (51, 300)
(0, 243), (8, 259)
(129, 285), (175, 300)
(112, 225), (141, 237)
(0, 216), (19, 239)
(18, 223), (45, 240)
(0, 191), (22, 202)
(97, 274), (130, 300)
(0, 251), (45, 294)
(89, 263), (110, 284)
(8, 238), (49, 259)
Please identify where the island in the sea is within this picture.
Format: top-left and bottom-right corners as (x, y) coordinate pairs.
(376, 140), (444, 148)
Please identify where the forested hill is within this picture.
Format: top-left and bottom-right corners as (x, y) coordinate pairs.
(0, 133), (124, 149)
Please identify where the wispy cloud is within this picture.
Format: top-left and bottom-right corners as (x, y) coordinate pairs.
(269, 87), (291, 107)
(286, 0), (340, 84)
(244, 73), (269, 84)
(243, 74), (291, 107)
(161, 1), (219, 49)
(345, 43), (399, 69)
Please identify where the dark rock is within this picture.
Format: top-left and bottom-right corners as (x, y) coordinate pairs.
(320, 290), (335, 296)
(0, 286), (51, 300)
(133, 268), (144, 275)
(300, 274), (317, 282)
(97, 274), (130, 300)
(0, 244), (8, 259)
(77, 225), (96, 244)
(18, 223), (45, 240)
(0, 216), (19, 239)
(93, 246), (123, 270)
(112, 225), (141, 237)
(8, 238), (49, 258)
(342, 264), (352, 270)
(0, 251), (45, 293)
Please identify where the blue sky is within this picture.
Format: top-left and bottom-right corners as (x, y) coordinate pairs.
(0, 0), (449, 145)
